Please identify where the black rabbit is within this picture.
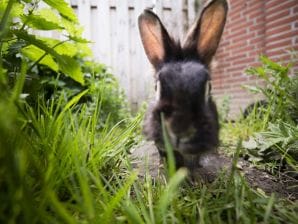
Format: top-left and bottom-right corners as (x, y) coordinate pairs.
(138, 0), (228, 179)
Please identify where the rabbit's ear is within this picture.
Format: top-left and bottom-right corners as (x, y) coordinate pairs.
(138, 10), (172, 68)
(183, 0), (228, 64)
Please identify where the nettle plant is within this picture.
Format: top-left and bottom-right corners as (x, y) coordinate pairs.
(0, 0), (128, 125)
(1, 0), (88, 84)
(244, 56), (298, 123)
(242, 56), (298, 172)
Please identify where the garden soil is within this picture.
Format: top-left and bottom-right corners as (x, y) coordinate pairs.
(130, 141), (298, 200)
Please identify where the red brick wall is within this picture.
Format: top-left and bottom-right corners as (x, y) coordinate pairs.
(212, 0), (298, 117)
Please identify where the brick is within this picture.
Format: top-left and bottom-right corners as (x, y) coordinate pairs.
(226, 40), (247, 49)
(225, 77), (248, 85)
(266, 30), (298, 43)
(231, 45), (256, 55)
(216, 50), (231, 57)
(265, 0), (298, 14)
(231, 72), (248, 78)
(218, 39), (231, 47)
(264, 0), (283, 9)
(226, 65), (247, 73)
(249, 36), (264, 45)
(266, 16), (298, 28)
(232, 58), (255, 66)
(230, 0), (247, 10)
(231, 33), (256, 44)
(249, 23), (265, 32)
(227, 53), (247, 61)
(247, 9), (265, 21)
(266, 48), (290, 56)
(266, 38), (292, 49)
(247, 0), (265, 15)
(227, 15), (247, 26)
(266, 8), (290, 21)
(228, 10), (242, 20)
(266, 24), (292, 35)
(230, 21), (254, 33)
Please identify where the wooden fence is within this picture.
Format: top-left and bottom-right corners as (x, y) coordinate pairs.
(69, 0), (198, 110)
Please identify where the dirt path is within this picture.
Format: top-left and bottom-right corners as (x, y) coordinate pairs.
(130, 141), (298, 200)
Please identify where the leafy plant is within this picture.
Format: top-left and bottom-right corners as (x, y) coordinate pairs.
(217, 95), (231, 124)
(241, 56), (298, 172)
(244, 55), (298, 123)
(243, 122), (298, 170)
(0, 69), (142, 223)
(1, 0), (87, 84)
(0, 0), (129, 126)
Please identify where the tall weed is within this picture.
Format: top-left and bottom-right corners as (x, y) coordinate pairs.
(241, 56), (298, 171)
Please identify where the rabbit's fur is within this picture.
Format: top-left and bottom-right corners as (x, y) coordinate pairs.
(138, 0), (228, 174)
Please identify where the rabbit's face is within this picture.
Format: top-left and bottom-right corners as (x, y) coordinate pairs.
(156, 62), (210, 139)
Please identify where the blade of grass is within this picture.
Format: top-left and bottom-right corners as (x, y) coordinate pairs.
(156, 169), (187, 223)
(161, 113), (176, 177)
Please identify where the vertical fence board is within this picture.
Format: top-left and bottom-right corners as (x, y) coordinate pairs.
(133, 0), (152, 108)
(77, 0), (91, 40)
(187, 0), (197, 27)
(110, 5), (117, 75)
(154, 0), (163, 17)
(94, 1), (111, 65)
(128, 5), (137, 109)
(116, 1), (130, 95)
(162, 8), (173, 36)
(172, 0), (184, 40)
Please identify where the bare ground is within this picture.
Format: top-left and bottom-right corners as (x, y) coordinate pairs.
(130, 141), (298, 200)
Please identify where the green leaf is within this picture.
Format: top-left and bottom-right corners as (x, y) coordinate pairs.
(40, 38), (78, 57)
(60, 16), (84, 37)
(260, 56), (283, 71)
(12, 60), (27, 101)
(13, 30), (59, 56)
(57, 55), (84, 84)
(242, 137), (258, 150)
(13, 30), (84, 84)
(22, 14), (62, 30)
(68, 35), (91, 43)
(43, 0), (77, 22)
(59, 89), (89, 118)
(47, 191), (77, 224)
(37, 8), (61, 24)
(35, 8), (84, 39)
(0, 0), (24, 18)
(22, 45), (59, 72)
(156, 169), (187, 222)
(242, 85), (262, 93)
(102, 173), (138, 223)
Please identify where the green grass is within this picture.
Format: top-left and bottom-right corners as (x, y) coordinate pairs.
(1, 83), (297, 224)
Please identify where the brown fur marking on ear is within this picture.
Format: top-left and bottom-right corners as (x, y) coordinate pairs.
(182, 0), (228, 65)
(197, 2), (227, 59)
(138, 12), (165, 67)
